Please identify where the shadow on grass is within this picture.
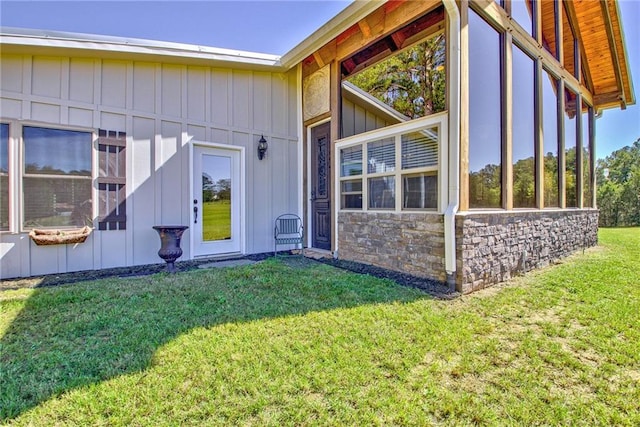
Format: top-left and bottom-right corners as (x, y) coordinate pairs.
(0, 258), (431, 420)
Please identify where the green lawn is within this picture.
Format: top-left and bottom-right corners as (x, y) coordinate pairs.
(202, 200), (231, 241)
(1, 228), (638, 425)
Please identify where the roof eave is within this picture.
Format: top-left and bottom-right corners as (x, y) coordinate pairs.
(612, 0), (635, 107)
(0, 27), (285, 71)
(280, 0), (385, 69)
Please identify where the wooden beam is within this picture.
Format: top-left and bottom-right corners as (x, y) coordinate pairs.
(313, 52), (325, 69)
(339, 6), (444, 79)
(336, 0), (441, 61)
(358, 19), (372, 39)
(593, 91), (624, 106)
(329, 60), (340, 251)
(459, 0), (470, 211)
(599, 0), (626, 108)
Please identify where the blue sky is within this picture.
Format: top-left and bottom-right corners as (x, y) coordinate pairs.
(1, 0), (638, 161)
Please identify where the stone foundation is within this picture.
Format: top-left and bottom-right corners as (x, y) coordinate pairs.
(455, 209), (599, 293)
(337, 212), (446, 282)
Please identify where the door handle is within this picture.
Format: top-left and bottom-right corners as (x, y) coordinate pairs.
(311, 189), (316, 201)
(193, 199), (198, 224)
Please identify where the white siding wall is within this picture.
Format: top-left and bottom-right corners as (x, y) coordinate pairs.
(341, 97), (395, 138)
(0, 53), (299, 279)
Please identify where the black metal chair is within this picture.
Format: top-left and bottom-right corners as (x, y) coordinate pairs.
(274, 214), (304, 257)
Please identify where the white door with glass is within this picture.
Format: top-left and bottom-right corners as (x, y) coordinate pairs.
(193, 146), (241, 256)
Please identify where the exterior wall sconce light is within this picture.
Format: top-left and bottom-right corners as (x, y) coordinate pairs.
(257, 135), (268, 160)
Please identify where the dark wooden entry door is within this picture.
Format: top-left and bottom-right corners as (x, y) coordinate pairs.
(311, 122), (331, 250)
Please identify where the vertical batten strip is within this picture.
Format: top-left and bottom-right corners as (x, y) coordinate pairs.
(60, 58), (70, 125)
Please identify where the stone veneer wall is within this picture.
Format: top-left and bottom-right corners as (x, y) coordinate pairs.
(456, 209), (599, 293)
(337, 212), (446, 282)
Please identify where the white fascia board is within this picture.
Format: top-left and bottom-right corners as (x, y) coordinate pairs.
(0, 27), (283, 70)
(280, 1), (386, 68)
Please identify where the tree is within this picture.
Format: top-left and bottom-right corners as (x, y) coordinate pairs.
(596, 138), (640, 227)
(347, 34), (446, 119)
(202, 173), (215, 202)
(215, 179), (231, 201)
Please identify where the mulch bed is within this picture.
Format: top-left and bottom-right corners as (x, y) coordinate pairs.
(1, 252), (458, 299)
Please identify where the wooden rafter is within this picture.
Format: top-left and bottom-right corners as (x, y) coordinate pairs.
(339, 5), (445, 78)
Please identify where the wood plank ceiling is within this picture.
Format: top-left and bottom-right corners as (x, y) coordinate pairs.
(537, 0), (632, 109)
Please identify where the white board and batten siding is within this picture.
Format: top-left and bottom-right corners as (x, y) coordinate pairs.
(0, 54), (300, 279)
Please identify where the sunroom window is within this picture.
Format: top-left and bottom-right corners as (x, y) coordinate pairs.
(22, 126), (93, 228)
(402, 131), (438, 209)
(339, 124), (439, 212)
(340, 146), (363, 209)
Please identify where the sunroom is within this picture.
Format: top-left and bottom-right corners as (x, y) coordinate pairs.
(292, 0), (634, 292)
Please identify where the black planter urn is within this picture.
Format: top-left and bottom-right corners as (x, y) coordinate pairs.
(153, 225), (188, 273)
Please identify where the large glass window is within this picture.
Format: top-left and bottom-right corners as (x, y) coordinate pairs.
(339, 124), (439, 211)
(1, 124), (8, 230)
(561, 3), (577, 78)
(512, 45), (536, 208)
(342, 28), (446, 138)
(542, 69), (559, 207)
(511, 0), (534, 37)
(469, 10), (502, 209)
(541, 0), (558, 59)
(564, 87), (578, 207)
(23, 126), (93, 228)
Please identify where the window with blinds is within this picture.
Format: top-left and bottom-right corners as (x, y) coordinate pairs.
(367, 138), (395, 174)
(338, 124), (439, 211)
(401, 130), (438, 169)
(340, 145), (362, 177)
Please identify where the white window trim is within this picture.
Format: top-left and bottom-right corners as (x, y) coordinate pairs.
(334, 111), (448, 215)
(0, 120), (98, 233)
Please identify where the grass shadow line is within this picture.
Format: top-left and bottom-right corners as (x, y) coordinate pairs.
(0, 258), (433, 420)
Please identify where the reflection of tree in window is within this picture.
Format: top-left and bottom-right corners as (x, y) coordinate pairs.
(346, 34), (446, 120)
(543, 70), (560, 207)
(468, 10), (502, 209)
(564, 86), (578, 207)
(512, 44), (536, 208)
